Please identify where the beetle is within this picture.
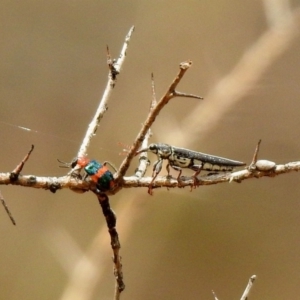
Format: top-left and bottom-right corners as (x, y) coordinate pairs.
(136, 143), (246, 192)
(59, 157), (116, 192)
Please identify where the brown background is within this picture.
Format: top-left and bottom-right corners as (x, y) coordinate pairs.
(1, 1), (300, 299)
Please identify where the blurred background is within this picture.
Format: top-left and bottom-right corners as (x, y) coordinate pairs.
(1, 1), (300, 299)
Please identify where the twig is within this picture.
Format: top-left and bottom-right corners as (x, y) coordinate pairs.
(1, 158), (300, 192)
(10, 145), (34, 181)
(0, 191), (16, 225)
(134, 130), (151, 179)
(240, 275), (256, 300)
(96, 192), (125, 297)
(134, 73), (157, 178)
(150, 73), (157, 110)
(113, 26), (135, 76)
(251, 140), (261, 165)
(248, 139), (262, 171)
(211, 290), (219, 300)
(244, 139), (277, 174)
(125, 159), (300, 189)
(115, 60), (203, 184)
(173, 91), (204, 99)
(76, 26), (135, 159)
(57, 27), (133, 299)
(107, 45), (119, 85)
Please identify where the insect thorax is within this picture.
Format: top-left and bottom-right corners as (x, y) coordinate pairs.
(155, 143), (173, 158)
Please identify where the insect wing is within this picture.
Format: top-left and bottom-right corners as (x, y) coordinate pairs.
(91, 166), (115, 192)
(97, 171), (115, 192)
(84, 160), (102, 176)
(174, 147), (245, 167)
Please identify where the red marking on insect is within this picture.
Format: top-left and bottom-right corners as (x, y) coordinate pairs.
(74, 157), (90, 168)
(90, 165), (110, 183)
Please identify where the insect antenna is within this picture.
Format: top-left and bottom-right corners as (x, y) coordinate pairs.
(57, 159), (72, 168)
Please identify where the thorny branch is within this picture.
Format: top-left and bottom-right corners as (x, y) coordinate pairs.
(241, 275), (256, 300)
(77, 26), (135, 159)
(1, 157), (300, 191)
(114, 60), (203, 186)
(73, 26), (134, 297)
(212, 290), (219, 300)
(0, 55), (300, 192)
(212, 274), (257, 300)
(123, 160), (300, 189)
(0, 60), (206, 193)
(96, 193), (124, 297)
(1, 5), (300, 297)
(10, 144), (34, 181)
(0, 145), (35, 224)
(0, 191), (16, 225)
(134, 73), (157, 179)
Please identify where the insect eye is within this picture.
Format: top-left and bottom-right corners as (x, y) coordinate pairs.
(149, 144), (157, 151)
(71, 158), (78, 168)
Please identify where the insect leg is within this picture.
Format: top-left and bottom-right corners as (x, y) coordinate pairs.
(82, 173), (88, 181)
(189, 164), (202, 189)
(148, 159), (163, 195)
(166, 163), (175, 178)
(169, 164), (183, 180)
(152, 159), (163, 178)
(103, 161), (117, 172)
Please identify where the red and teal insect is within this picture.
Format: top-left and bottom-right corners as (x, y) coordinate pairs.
(72, 157), (116, 192)
(59, 157), (116, 192)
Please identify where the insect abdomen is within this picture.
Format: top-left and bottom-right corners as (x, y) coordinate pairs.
(202, 163), (236, 171)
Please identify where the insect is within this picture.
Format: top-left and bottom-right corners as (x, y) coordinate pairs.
(59, 157), (116, 192)
(136, 143), (246, 193)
